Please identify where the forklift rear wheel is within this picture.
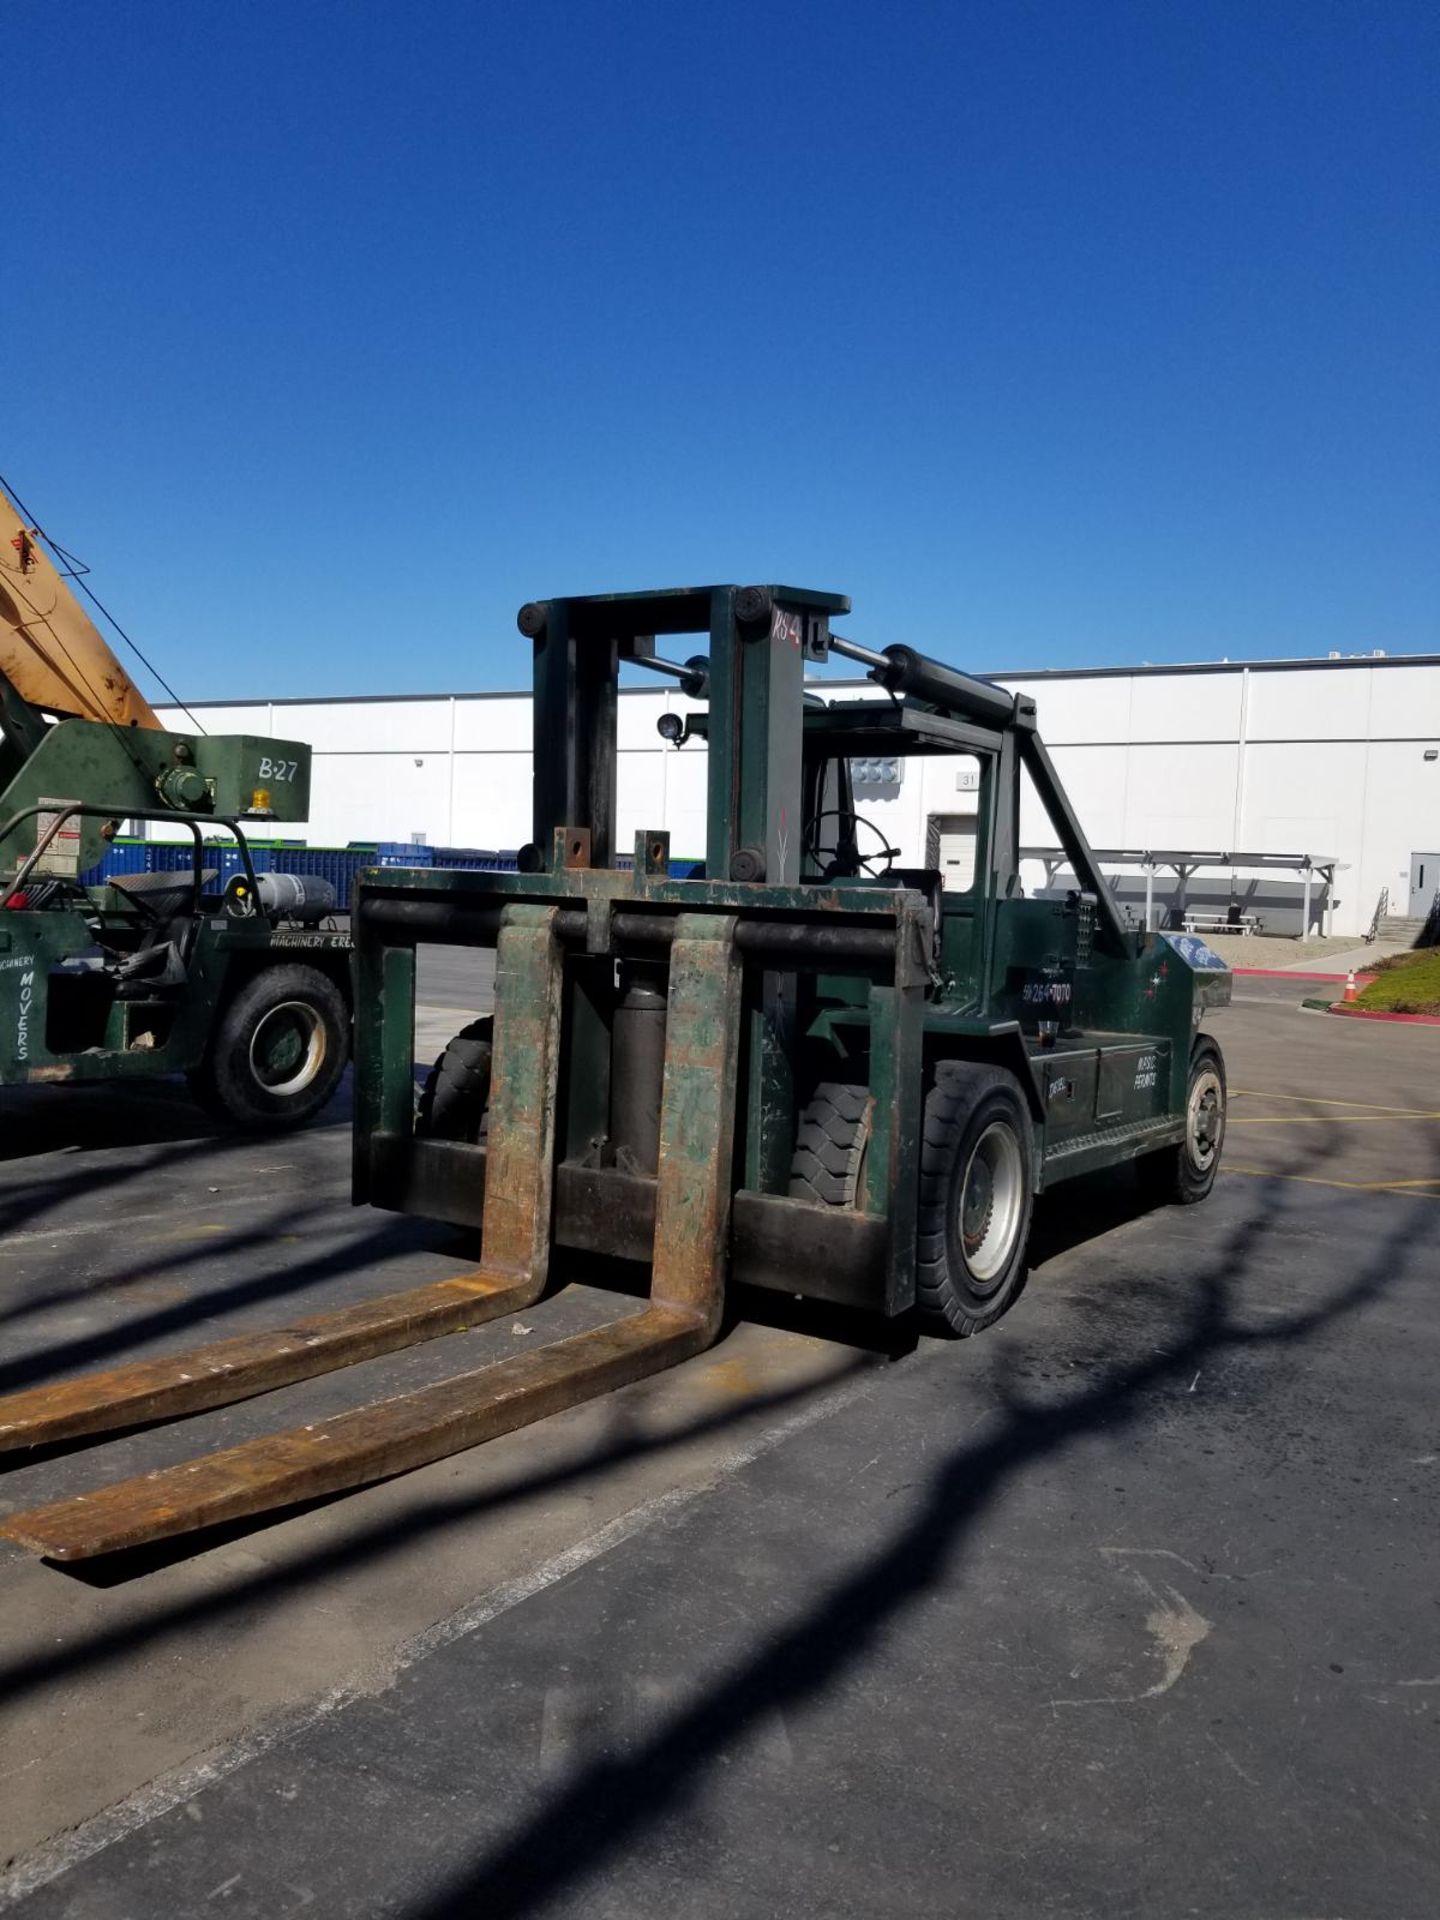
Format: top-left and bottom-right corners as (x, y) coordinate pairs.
(788, 1081), (870, 1205)
(192, 965), (349, 1130)
(917, 1063), (1035, 1338)
(416, 1017), (493, 1141)
(1137, 1036), (1226, 1205)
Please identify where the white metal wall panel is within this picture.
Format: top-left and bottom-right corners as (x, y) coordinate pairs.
(617, 689), (679, 750)
(452, 695), (531, 752)
(1120, 743), (1239, 847)
(1365, 666), (1440, 741)
(184, 702), (271, 734)
(1033, 745), (1129, 847)
(282, 699), (455, 753)
(1240, 743), (1364, 879)
(1245, 667), (1371, 743)
(1129, 670), (1244, 744)
(659, 744), (710, 861)
(303, 753), (453, 845)
(917, 751), (982, 822)
(1347, 741), (1439, 928)
(1001, 675), (1131, 745)
(156, 657), (1440, 934)
(449, 752), (531, 849)
(617, 751), (667, 852)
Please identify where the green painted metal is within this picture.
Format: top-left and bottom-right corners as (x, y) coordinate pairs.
(0, 717), (311, 879)
(482, 906), (567, 1284)
(353, 580), (1232, 1316)
(0, 892), (352, 1089)
(0, 659), (333, 1102)
(0, 910), (747, 1560)
(0, 579), (1235, 1558)
(351, 933), (414, 1173)
(862, 969), (926, 1315)
(650, 913), (744, 1326)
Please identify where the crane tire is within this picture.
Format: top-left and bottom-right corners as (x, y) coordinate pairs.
(190, 964), (349, 1131)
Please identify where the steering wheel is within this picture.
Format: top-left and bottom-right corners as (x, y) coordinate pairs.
(803, 808), (901, 879)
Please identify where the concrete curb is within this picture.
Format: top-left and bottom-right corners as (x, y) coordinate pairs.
(1234, 968), (1375, 984)
(1326, 1002), (1440, 1028)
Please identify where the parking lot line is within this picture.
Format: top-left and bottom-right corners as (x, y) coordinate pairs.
(1227, 1112), (1440, 1126)
(1222, 1165), (1440, 1199)
(1230, 1088), (1438, 1115)
(0, 1367), (877, 1909)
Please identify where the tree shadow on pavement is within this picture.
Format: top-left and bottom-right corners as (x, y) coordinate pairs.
(0, 1077), (349, 1253)
(399, 1123), (1427, 1920)
(0, 1076), (352, 1163)
(0, 1356), (878, 1711)
(0, 1207), (449, 1398)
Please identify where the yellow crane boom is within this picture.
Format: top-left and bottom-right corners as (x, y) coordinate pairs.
(0, 482), (162, 730)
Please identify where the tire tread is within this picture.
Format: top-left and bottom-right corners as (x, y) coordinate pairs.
(788, 1082), (869, 1207)
(192, 962), (349, 1131)
(416, 1017), (494, 1141)
(916, 1061), (1034, 1339)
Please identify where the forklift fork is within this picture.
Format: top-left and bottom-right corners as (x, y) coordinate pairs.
(0, 907), (567, 1455)
(0, 911), (743, 1560)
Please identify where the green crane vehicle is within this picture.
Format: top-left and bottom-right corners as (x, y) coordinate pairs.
(0, 481), (351, 1127)
(0, 582), (1230, 1562)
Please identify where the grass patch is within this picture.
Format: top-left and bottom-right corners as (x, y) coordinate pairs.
(1355, 947), (1440, 1015)
(1364, 950), (1428, 976)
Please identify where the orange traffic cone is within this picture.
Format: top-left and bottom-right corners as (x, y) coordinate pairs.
(1343, 969), (1357, 1003)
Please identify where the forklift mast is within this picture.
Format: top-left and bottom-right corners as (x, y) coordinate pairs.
(521, 581), (1129, 952)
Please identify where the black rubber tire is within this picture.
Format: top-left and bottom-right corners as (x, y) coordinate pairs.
(416, 1017), (493, 1141)
(916, 1063), (1035, 1338)
(190, 964), (349, 1131)
(788, 1081), (870, 1205)
(1137, 1035), (1227, 1205)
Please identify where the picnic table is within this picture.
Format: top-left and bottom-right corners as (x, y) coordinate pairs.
(1181, 910), (1264, 936)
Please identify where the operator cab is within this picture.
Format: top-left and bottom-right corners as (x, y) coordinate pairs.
(676, 696), (995, 978)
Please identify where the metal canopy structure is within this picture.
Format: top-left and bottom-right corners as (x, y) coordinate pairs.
(1023, 847), (1348, 936)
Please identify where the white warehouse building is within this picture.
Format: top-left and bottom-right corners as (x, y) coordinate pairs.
(161, 651), (1440, 940)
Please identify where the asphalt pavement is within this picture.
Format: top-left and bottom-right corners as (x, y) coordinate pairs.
(0, 986), (1436, 1918)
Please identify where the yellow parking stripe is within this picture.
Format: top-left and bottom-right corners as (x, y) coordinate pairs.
(1222, 1166), (1440, 1199)
(1231, 1088), (1437, 1116)
(1227, 1113), (1440, 1126)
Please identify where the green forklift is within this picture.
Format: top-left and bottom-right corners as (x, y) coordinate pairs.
(0, 582), (1229, 1561)
(0, 481), (351, 1127)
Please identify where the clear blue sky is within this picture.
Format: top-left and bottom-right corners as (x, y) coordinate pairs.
(6, 0), (1437, 700)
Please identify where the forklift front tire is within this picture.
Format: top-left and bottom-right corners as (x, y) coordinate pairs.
(916, 1063), (1035, 1338)
(416, 1017), (493, 1141)
(1137, 1036), (1226, 1206)
(191, 965), (349, 1130)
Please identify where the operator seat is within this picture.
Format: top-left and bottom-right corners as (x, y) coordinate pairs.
(107, 868), (218, 995)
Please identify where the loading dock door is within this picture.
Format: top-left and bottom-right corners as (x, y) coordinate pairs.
(1410, 853), (1440, 920)
(933, 816), (977, 892)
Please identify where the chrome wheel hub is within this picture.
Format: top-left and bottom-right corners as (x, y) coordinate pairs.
(1187, 1067), (1224, 1170)
(957, 1120), (1025, 1288)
